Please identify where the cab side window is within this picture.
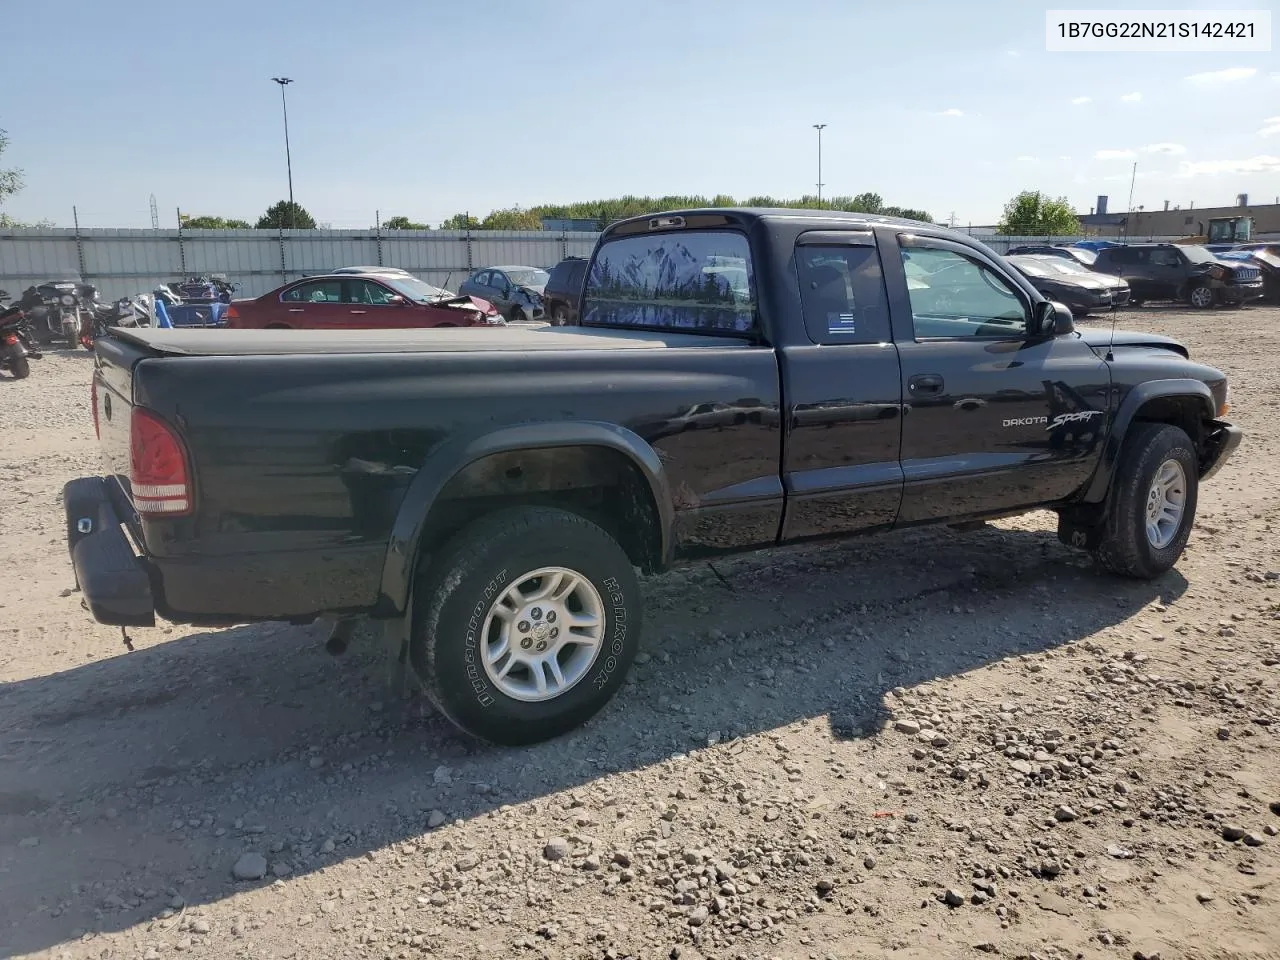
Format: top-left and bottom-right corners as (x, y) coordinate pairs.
(282, 280), (342, 303)
(900, 247), (1028, 339)
(796, 245), (891, 344)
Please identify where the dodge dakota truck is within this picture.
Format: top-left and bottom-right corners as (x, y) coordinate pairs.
(64, 208), (1242, 745)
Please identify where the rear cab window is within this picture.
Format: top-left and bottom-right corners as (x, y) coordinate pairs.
(582, 230), (757, 334)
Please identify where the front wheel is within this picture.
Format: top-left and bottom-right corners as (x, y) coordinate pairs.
(551, 304), (570, 326)
(411, 506), (642, 745)
(1187, 283), (1215, 309)
(1092, 422), (1198, 579)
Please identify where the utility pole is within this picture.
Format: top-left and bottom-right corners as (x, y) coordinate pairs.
(813, 124), (827, 204)
(271, 77), (295, 228)
(1123, 161), (1138, 241)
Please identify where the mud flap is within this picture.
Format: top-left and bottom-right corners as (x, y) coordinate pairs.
(1057, 511), (1104, 551)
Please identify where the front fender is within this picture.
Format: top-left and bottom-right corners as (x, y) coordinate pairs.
(1081, 378), (1214, 503)
(376, 421), (673, 615)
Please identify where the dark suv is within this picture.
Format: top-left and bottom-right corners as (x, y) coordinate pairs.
(542, 256), (588, 325)
(1092, 243), (1264, 309)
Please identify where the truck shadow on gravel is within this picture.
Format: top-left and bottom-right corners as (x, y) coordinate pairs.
(0, 520), (1188, 955)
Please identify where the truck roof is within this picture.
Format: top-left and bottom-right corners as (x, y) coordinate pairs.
(604, 206), (942, 237)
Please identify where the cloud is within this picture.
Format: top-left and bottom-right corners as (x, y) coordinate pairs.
(1071, 96), (1091, 105)
(1176, 155), (1280, 177)
(1095, 149), (1137, 160)
(936, 108), (964, 117)
(1260, 116), (1280, 137)
(1058, 155), (1072, 160)
(1119, 92), (1142, 102)
(1013, 155), (1038, 162)
(1142, 143), (1187, 155)
(1006, 49), (1020, 57)
(1185, 66), (1257, 85)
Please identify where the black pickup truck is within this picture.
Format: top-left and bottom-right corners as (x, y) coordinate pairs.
(65, 208), (1241, 745)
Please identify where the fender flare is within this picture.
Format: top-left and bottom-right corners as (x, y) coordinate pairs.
(1081, 378), (1214, 503)
(376, 420), (674, 615)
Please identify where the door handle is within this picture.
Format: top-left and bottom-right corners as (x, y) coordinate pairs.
(908, 374), (944, 394)
(349, 310), (367, 315)
(288, 308), (305, 313)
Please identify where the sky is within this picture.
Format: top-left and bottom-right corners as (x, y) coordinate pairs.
(1, 0), (1278, 229)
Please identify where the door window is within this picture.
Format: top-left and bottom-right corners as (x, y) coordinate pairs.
(470, 270), (491, 288)
(900, 247), (1028, 339)
(1151, 248), (1182, 267)
(344, 280), (397, 305)
(282, 280), (342, 303)
(796, 245), (890, 344)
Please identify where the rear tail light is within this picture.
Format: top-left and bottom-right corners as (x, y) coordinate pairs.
(130, 408), (192, 516)
(91, 377), (101, 439)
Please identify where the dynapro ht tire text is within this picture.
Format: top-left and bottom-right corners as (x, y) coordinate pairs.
(1092, 422), (1199, 579)
(411, 506), (642, 745)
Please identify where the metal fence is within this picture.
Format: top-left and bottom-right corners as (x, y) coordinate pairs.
(0, 227), (1185, 301)
(0, 228), (601, 300)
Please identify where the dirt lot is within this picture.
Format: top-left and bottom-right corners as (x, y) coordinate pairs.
(1, 308), (1277, 960)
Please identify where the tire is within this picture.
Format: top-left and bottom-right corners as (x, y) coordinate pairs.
(506, 306), (525, 324)
(411, 505), (642, 745)
(8, 356), (29, 379)
(1187, 283), (1215, 309)
(551, 305), (570, 326)
(1092, 422), (1198, 579)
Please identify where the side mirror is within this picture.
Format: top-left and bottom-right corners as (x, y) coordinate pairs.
(386, 294), (407, 306)
(1034, 300), (1074, 337)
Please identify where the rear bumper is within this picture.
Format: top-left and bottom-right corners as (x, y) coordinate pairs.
(63, 477), (155, 626)
(1200, 420), (1242, 482)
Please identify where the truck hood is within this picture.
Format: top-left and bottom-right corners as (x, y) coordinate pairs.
(1076, 327), (1188, 358)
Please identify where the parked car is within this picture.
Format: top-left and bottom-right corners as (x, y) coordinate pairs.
(64, 208), (1240, 747)
(1218, 244), (1280, 303)
(458, 266), (549, 323)
(542, 256), (588, 325)
(225, 272), (503, 329)
(1006, 254), (1130, 316)
(1091, 243), (1264, 309)
(1005, 244), (1098, 267)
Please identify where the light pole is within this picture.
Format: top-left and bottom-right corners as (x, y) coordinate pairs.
(271, 77), (295, 227)
(812, 124), (827, 204)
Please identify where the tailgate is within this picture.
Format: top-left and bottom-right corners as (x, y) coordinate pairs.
(91, 335), (154, 508)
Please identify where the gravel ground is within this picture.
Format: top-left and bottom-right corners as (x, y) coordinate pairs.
(1, 309), (1277, 960)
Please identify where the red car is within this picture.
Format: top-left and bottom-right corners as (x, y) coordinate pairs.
(225, 272), (504, 330)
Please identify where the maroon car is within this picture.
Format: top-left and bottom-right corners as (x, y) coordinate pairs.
(225, 273), (504, 330)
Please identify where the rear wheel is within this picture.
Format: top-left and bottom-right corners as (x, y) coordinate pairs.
(1187, 283), (1215, 309)
(1092, 423), (1198, 579)
(8, 356), (29, 379)
(410, 506), (641, 745)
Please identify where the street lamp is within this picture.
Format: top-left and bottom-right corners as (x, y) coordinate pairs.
(812, 124), (827, 204)
(271, 77), (295, 227)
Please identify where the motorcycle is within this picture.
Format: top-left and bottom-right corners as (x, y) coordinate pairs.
(82, 294), (147, 348)
(0, 298), (42, 379)
(23, 280), (96, 345)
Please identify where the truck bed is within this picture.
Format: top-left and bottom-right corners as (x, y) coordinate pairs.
(113, 325), (747, 357)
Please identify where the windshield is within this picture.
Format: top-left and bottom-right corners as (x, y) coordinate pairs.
(1180, 245), (1217, 265)
(384, 277), (452, 301)
(1008, 257), (1050, 277)
(507, 269), (549, 287)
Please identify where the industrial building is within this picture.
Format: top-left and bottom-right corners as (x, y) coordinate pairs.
(1077, 193), (1280, 239)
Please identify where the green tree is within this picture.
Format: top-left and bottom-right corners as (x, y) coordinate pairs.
(382, 215), (428, 229)
(440, 213), (481, 230)
(181, 215), (252, 229)
(997, 191), (1080, 236)
(480, 208), (543, 230)
(0, 128), (25, 226)
(255, 200), (317, 229)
